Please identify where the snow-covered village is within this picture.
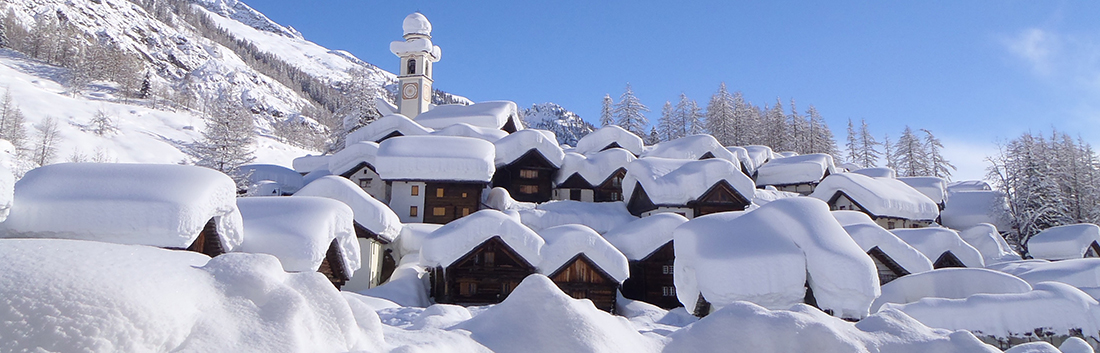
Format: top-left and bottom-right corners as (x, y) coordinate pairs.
(1, 1), (1100, 352)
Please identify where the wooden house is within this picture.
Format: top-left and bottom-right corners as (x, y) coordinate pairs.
(834, 210), (936, 285)
(376, 135), (495, 224)
(538, 225), (629, 312)
(0, 163), (244, 257)
(552, 148), (635, 202)
(810, 173), (940, 230)
(642, 134), (740, 164)
(236, 196), (361, 289)
(573, 125), (645, 156)
(605, 213), (689, 309)
(1026, 223), (1100, 261)
(327, 141), (388, 202)
(491, 130), (565, 203)
(899, 176), (949, 212)
(893, 227), (986, 269)
(294, 175), (404, 290)
(622, 158), (755, 219)
(754, 153), (836, 195)
(413, 101), (523, 134)
(420, 210), (543, 305)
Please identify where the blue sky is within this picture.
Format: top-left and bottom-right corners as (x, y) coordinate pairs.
(244, 0), (1100, 180)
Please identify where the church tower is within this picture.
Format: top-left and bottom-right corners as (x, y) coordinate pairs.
(390, 13), (441, 118)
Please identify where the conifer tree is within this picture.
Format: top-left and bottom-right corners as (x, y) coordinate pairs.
(613, 84), (649, 138)
(704, 83), (735, 145)
(764, 99), (787, 150)
(883, 133), (897, 171)
(90, 108), (117, 136)
(646, 127), (660, 145)
(845, 119), (859, 164)
(657, 101), (674, 142)
(806, 105), (839, 158)
(599, 94), (614, 127)
(921, 129), (955, 180)
(856, 119), (880, 168)
(687, 99), (705, 136)
(188, 98), (255, 188)
(893, 126), (925, 177)
(31, 116), (60, 167)
(731, 91), (754, 145)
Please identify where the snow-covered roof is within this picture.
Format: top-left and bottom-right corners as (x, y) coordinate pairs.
(327, 141), (379, 176)
(643, 135), (738, 163)
(851, 167), (896, 179)
(884, 282), (1100, 339)
(603, 213), (689, 260)
(413, 101), (521, 132)
(778, 151), (799, 158)
(431, 122), (508, 142)
(394, 223), (442, 260)
(390, 37), (441, 59)
(891, 228), (985, 267)
(537, 224), (629, 283)
(375, 135), (495, 182)
(724, 146), (755, 173)
(676, 198), (880, 319)
(420, 210), (544, 268)
(1027, 223), (1100, 261)
(345, 114), (432, 147)
(809, 173), (940, 221)
(574, 125), (644, 156)
(402, 12), (432, 36)
(292, 154), (329, 174)
(754, 153), (836, 186)
(947, 180), (992, 192)
(750, 188), (801, 208)
(493, 129), (565, 168)
(237, 197), (360, 275)
(517, 200), (638, 234)
(869, 268), (1032, 312)
(958, 223), (1021, 264)
(293, 176), (402, 243)
(991, 258), (1100, 292)
(237, 164), (304, 194)
(839, 222), (934, 276)
(742, 145), (776, 168)
(898, 176), (948, 205)
(940, 190), (1011, 232)
(2, 163), (244, 251)
(623, 157), (755, 206)
(553, 148), (635, 187)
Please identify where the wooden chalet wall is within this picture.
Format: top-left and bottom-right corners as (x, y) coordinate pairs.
(555, 173), (595, 201)
(185, 218), (225, 257)
(867, 246), (910, 285)
(593, 168), (627, 202)
(549, 254), (619, 313)
(319, 239), (351, 289)
(423, 182), (483, 224)
(620, 242), (681, 309)
(491, 150), (556, 203)
(430, 236), (536, 305)
(690, 181), (750, 217)
(932, 252), (966, 269)
(827, 191), (932, 230)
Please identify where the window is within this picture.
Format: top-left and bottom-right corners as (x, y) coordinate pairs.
(611, 176), (622, 188)
(359, 178), (372, 188)
(461, 208), (470, 216)
(662, 265), (674, 275)
(838, 205), (846, 210)
(407, 59), (416, 75)
(502, 282), (513, 294)
(461, 192), (468, 198)
(433, 207), (446, 216)
(520, 169), (538, 179)
(436, 188), (444, 197)
(409, 206), (418, 217)
(411, 185), (419, 196)
(662, 286), (675, 297)
(519, 185), (539, 194)
(460, 282), (476, 296)
(887, 221), (896, 229)
(610, 192), (621, 201)
(570, 189), (581, 201)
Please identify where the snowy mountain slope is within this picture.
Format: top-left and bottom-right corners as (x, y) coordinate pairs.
(0, 49), (310, 167)
(521, 102), (593, 146)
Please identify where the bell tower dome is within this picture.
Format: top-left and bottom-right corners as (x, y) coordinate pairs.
(390, 12), (441, 118)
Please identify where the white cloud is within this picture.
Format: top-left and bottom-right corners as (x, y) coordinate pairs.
(939, 136), (999, 182)
(1004, 28), (1056, 76)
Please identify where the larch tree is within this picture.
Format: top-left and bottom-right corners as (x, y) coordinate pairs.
(704, 83), (736, 145)
(893, 126), (926, 177)
(687, 99), (705, 136)
(31, 116), (60, 167)
(921, 129), (955, 180)
(613, 84), (649, 138)
(764, 99), (787, 150)
(657, 101), (675, 142)
(599, 94), (614, 127)
(845, 119), (859, 164)
(188, 98), (256, 188)
(883, 133), (897, 171)
(856, 119), (880, 168)
(731, 91), (755, 146)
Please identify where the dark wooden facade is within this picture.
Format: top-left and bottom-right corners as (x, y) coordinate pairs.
(932, 251), (966, 269)
(377, 130), (403, 143)
(1086, 241), (1100, 258)
(501, 118), (518, 133)
(626, 180), (750, 218)
(867, 246), (910, 285)
(593, 168), (627, 202)
(422, 182), (484, 224)
(319, 239), (351, 289)
(549, 254), (620, 312)
(621, 241), (681, 309)
(429, 236), (536, 305)
(491, 150), (557, 203)
(557, 173), (594, 201)
(693, 282), (822, 318)
(184, 218), (225, 257)
(826, 191), (933, 230)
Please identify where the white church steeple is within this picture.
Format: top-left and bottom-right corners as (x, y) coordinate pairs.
(390, 12), (441, 118)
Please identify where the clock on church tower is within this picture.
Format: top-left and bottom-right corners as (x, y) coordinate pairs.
(390, 13), (441, 119)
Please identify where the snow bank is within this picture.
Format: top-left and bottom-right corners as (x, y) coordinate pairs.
(898, 176), (949, 205)
(870, 268), (1033, 312)
(622, 157), (755, 206)
(327, 141), (379, 176)
(516, 200), (637, 234)
(885, 282), (1100, 339)
(892, 228), (985, 267)
(603, 213), (689, 260)
(453, 274), (662, 353)
(553, 148), (635, 187)
(1028, 224), (1100, 261)
(537, 224), (629, 283)
(493, 129), (565, 167)
(676, 198), (880, 319)
(1059, 337), (1094, 353)
(3, 163), (244, 251)
(413, 101), (520, 131)
(940, 190), (1012, 231)
(376, 135), (495, 182)
(755, 153), (835, 186)
(574, 125), (644, 156)
(643, 134), (738, 163)
(959, 223), (1021, 264)
(237, 197), (360, 275)
(810, 172), (941, 221)
(237, 163), (303, 194)
(346, 114), (432, 147)
(293, 176), (401, 242)
(841, 223), (934, 275)
(394, 223), (442, 260)
(751, 187), (802, 208)
(359, 259), (431, 308)
(431, 122), (508, 142)
(420, 210), (543, 268)
(0, 239), (382, 352)
(852, 167), (897, 178)
(662, 301), (1000, 353)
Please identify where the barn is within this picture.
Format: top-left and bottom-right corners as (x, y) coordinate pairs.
(622, 157), (754, 218)
(810, 172), (940, 230)
(573, 125), (644, 156)
(754, 153), (836, 195)
(552, 148), (635, 202)
(491, 130), (565, 203)
(833, 210), (934, 285)
(537, 224), (629, 312)
(604, 213), (689, 309)
(376, 135), (495, 224)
